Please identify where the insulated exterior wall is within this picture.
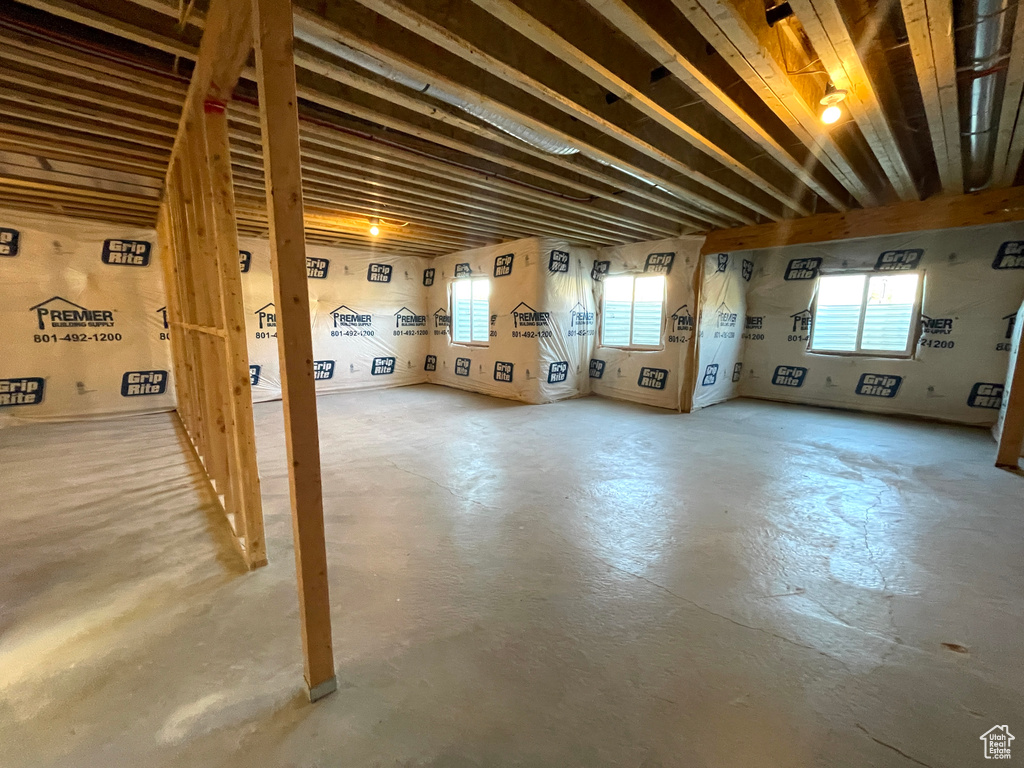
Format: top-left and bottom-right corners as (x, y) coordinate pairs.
(693, 252), (748, 409)
(0, 209), (173, 426)
(738, 222), (1024, 425)
(238, 238), (429, 402)
(426, 237), (594, 404)
(993, 302), (1024, 450)
(588, 237), (703, 411)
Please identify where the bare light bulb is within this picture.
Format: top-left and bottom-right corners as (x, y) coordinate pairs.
(821, 105), (842, 125)
(370, 225), (380, 236)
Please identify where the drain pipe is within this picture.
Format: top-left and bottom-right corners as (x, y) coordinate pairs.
(962, 0), (1012, 191)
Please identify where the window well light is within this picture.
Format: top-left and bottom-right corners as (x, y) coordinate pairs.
(819, 83), (848, 125)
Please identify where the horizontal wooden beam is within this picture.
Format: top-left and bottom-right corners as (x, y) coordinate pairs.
(702, 186), (1024, 253)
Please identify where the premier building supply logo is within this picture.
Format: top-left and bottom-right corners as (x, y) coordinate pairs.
(156, 306), (169, 331)
(31, 296), (115, 330)
(454, 263), (472, 278)
(791, 309), (813, 333)
(980, 725), (1014, 759)
(367, 263), (391, 283)
(549, 250), (569, 273)
(121, 370), (167, 396)
(494, 253), (514, 277)
(671, 306), (694, 332)
(746, 316), (764, 330)
(239, 250), (252, 273)
(570, 302), (595, 328)
(716, 302), (738, 327)
(591, 260), (610, 282)
(511, 302), (551, 328)
(434, 308), (451, 328)
(0, 377), (44, 406)
(784, 257), (821, 280)
(0, 227), (19, 256)
(102, 239), (150, 266)
(249, 365), (261, 386)
(875, 248), (923, 271)
(313, 360), (335, 380)
(856, 373), (903, 398)
(548, 361), (569, 383)
(702, 364), (718, 386)
(589, 359), (606, 379)
(645, 252), (675, 274)
(455, 357), (471, 377)
(772, 366), (807, 387)
(920, 315), (954, 334)
(715, 253), (728, 272)
(306, 257), (329, 279)
(993, 241), (1024, 269)
(254, 303), (277, 330)
(372, 357), (396, 376)
(424, 354), (437, 372)
(395, 307), (427, 328)
(494, 361), (514, 382)
(423, 268), (435, 286)
(331, 305), (372, 327)
(638, 367), (668, 390)
(742, 259), (753, 281)
(968, 383), (1004, 409)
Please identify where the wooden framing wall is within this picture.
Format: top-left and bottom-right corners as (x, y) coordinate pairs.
(156, 0), (337, 701)
(159, 105), (266, 569)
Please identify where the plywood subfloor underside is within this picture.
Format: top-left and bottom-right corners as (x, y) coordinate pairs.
(1, 387), (1022, 767)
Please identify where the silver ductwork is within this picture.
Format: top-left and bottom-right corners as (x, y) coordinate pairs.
(293, 22), (580, 157)
(960, 0), (1013, 191)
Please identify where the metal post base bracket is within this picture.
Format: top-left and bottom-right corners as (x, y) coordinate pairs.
(308, 676), (338, 703)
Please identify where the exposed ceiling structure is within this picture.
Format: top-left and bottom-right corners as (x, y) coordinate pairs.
(2, 0), (1023, 255)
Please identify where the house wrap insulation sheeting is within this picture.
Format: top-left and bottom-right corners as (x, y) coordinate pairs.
(738, 222), (1024, 425)
(0, 209), (173, 426)
(588, 237), (703, 411)
(693, 251), (748, 409)
(238, 238), (429, 402)
(993, 302), (1024, 450)
(426, 237), (596, 404)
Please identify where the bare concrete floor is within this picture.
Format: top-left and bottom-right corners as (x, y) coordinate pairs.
(1, 385), (1022, 767)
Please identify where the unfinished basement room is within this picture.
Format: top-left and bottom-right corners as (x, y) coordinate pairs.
(2, 0), (1024, 765)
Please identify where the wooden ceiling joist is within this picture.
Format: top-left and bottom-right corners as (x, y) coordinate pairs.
(787, 0), (918, 201)
(899, 0), (964, 194)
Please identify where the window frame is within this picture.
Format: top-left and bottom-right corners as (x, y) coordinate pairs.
(450, 276), (490, 347)
(808, 270), (924, 359)
(598, 273), (667, 351)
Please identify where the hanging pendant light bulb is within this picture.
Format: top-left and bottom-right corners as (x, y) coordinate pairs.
(369, 217), (380, 237)
(819, 82), (848, 125)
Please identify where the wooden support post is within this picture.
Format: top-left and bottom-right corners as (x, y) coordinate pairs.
(251, 0), (336, 701)
(997, 314), (1024, 468)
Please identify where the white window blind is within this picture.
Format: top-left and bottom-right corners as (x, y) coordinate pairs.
(810, 272), (919, 356)
(601, 275), (665, 348)
(452, 278), (489, 344)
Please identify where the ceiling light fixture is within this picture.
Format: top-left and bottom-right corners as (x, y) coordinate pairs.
(820, 83), (848, 125)
(369, 217), (380, 237)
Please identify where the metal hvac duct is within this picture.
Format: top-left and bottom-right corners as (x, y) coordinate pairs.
(293, 22), (581, 157)
(961, 0), (1013, 191)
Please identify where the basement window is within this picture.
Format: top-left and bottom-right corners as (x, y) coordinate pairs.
(809, 272), (921, 357)
(601, 274), (666, 349)
(452, 277), (490, 345)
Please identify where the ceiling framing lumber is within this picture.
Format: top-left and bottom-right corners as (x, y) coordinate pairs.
(578, 0), (848, 211)
(366, 0), (811, 217)
(787, 0), (918, 201)
(992, 0), (1024, 187)
(899, 0), (964, 194)
(675, 0), (879, 207)
(702, 184), (1024, 253)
